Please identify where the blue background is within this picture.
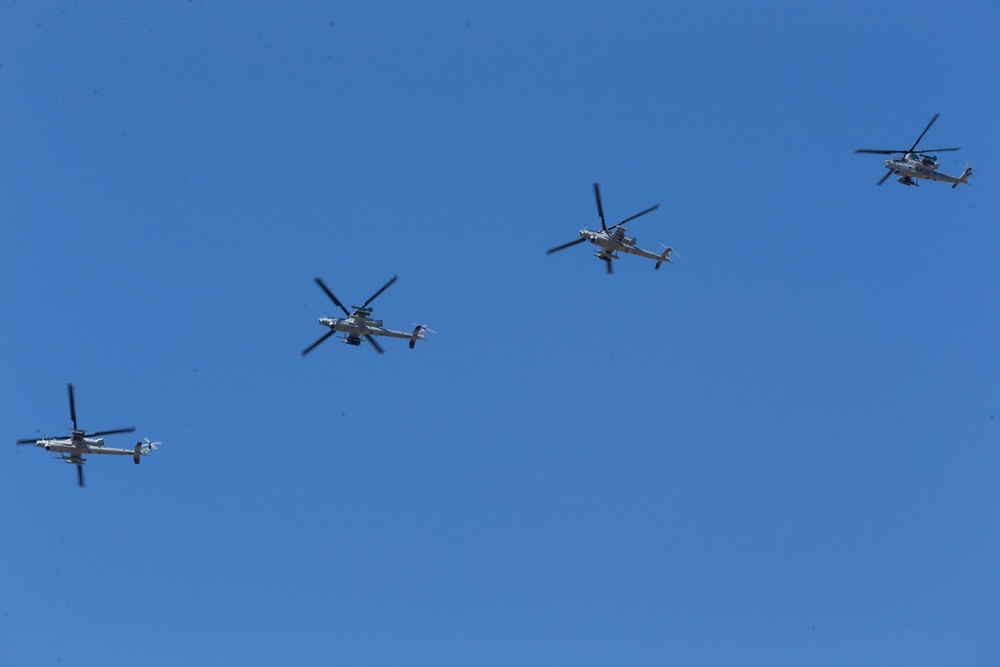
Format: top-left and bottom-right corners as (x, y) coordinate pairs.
(2, 1), (999, 664)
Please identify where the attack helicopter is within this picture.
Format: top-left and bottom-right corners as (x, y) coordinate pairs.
(302, 275), (430, 356)
(15, 384), (157, 487)
(856, 114), (974, 188)
(547, 183), (675, 274)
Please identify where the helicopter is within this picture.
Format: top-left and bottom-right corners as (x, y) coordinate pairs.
(302, 275), (430, 356)
(546, 183), (675, 274)
(15, 384), (158, 487)
(856, 114), (974, 188)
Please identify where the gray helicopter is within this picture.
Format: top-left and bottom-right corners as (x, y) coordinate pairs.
(16, 384), (157, 487)
(302, 275), (429, 356)
(547, 183), (675, 274)
(856, 114), (973, 188)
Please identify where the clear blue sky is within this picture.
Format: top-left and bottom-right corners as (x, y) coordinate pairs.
(2, 2), (999, 665)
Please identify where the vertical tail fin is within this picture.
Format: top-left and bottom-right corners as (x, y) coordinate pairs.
(655, 246), (677, 270)
(409, 325), (426, 349)
(952, 165), (974, 188)
(409, 324), (436, 349)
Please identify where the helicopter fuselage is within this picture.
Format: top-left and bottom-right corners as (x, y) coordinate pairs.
(857, 115), (972, 188)
(30, 436), (139, 458)
(883, 153), (968, 185)
(545, 184), (674, 273)
(318, 315), (416, 343)
(17, 384), (153, 486)
(579, 227), (664, 262)
(303, 276), (429, 355)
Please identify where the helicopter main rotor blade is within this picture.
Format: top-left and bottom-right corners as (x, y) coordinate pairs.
(613, 204), (660, 228)
(593, 183), (607, 230)
(77, 465), (84, 488)
(16, 438), (39, 445)
(365, 335), (385, 354)
(604, 257), (613, 274)
(314, 278), (351, 317)
(362, 275), (398, 308)
(90, 427), (136, 437)
(855, 148), (907, 155)
(546, 237), (587, 254)
(856, 147), (960, 155)
(301, 329), (337, 357)
(908, 113), (939, 152)
(877, 169), (894, 186)
(68, 384), (77, 430)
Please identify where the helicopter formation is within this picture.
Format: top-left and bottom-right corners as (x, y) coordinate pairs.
(14, 114), (975, 486)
